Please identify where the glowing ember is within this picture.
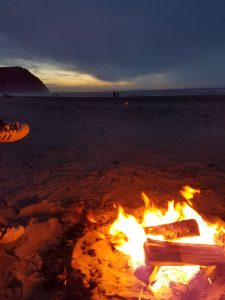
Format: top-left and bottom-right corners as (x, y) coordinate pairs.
(151, 265), (200, 292)
(109, 185), (224, 292)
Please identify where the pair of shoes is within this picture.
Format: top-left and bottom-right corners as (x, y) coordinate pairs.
(0, 120), (28, 244)
(0, 119), (28, 244)
(0, 120), (30, 142)
(0, 224), (25, 244)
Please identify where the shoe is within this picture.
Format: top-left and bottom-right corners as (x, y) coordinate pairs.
(0, 224), (25, 244)
(0, 121), (30, 142)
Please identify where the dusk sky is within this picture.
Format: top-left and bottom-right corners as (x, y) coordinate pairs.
(0, 0), (225, 92)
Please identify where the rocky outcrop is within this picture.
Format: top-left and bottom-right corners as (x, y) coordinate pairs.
(0, 66), (49, 93)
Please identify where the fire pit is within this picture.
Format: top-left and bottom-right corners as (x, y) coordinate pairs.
(72, 186), (225, 299)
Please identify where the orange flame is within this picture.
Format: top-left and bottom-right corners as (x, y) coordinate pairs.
(87, 211), (98, 223)
(110, 206), (146, 268)
(109, 186), (224, 292)
(180, 185), (200, 205)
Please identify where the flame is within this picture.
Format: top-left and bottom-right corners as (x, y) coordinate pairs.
(180, 185), (200, 205)
(87, 211), (98, 223)
(109, 186), (223, 293)
(97, 232), (106, 240)
(110, 206), (146, 268)
(151, 265), (200, 291)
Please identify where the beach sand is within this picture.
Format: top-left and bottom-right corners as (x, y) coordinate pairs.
(1, 96), (225, 299)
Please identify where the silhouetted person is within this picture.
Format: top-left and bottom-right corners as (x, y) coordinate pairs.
(116, 92), (120, 98)
(113, 91), (116, 98)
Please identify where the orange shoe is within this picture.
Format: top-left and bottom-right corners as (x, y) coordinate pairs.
(0, 224), (25, 244)
(0, 121), (30, 142)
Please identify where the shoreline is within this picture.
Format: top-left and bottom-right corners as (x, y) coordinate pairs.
(1, 94), (225, 103)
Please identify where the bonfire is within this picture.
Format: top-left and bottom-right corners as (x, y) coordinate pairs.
(72, 185), (225, 299)
(109, 186), (225, 294)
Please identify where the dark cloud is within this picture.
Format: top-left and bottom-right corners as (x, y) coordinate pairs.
(0, 0), (225, 86)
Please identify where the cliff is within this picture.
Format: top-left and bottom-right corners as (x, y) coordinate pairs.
(0, 66), (49, 93)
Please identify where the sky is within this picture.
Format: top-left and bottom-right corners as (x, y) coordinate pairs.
(0, 0), (225, 92)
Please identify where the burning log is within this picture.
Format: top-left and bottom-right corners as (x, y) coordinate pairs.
(134, 265), (162, 287)
(215, 231), (225, 246)
(144, 239), (225, 266)
(144, 219), (200, 240)
(134, 265), (155, 285)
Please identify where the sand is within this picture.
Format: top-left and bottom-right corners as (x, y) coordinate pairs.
(0, 95), (225, 299)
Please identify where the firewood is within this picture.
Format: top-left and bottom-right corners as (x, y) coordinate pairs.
(144, 219), (200, 240)
(215, 231), (225, 246)
(144, 239), (225, 266)
(181, 266), (216, 299)
(134, 265), (160, 286)
(134, 265), (155, 285)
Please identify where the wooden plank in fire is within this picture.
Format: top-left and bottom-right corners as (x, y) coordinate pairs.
(144, 239), (225, 266)
(144, 219), (200, 240)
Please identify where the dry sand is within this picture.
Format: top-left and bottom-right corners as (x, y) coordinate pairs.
(0, 96), (225, 299)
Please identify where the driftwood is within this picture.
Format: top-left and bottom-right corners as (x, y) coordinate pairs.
(144, 239), (225, 266)
(144, 219), (200, 240)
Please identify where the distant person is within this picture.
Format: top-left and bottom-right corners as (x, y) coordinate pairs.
(0, 118), (30, 244)
(113, 91), (116, 98)
(116, 92), (120, 99)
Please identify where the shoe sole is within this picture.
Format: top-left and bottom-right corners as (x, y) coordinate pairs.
(0, 123), (30, 143)
(0, 226), (25, 245)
